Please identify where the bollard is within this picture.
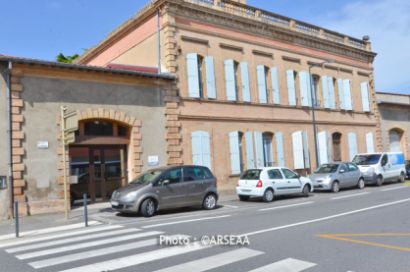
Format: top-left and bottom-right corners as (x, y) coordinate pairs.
(14, 202), (19, 238)
(83, 193), (88, 227)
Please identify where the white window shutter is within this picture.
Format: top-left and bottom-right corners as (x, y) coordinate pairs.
(366, 132), (375, 153)
(187, 53), (200, 98)
(348, 132), (358, 161)
(254, 131), (264, 168)
(317, 131), (329, 165)
(191, 131), (202, 166)
(224, 59), (237, 101)
(229, 131), (241, 174)
(271, 67), (280, 104)
(245, 131), (255, 169)
(343, 79), (353, 110)
(287, 70), (296, 106)
(205, 56), (216, 99)
(327, 76), (336, 109)
(240, 62), (251, 102)
(337, 78), (345, 110)
(292, 131), (305, 169)
(361, 82), (370, 112)
(201, 131), (212, 169)
(275, 132), (285, 167)
(302, 131), (310, 168)
(322, 76), (330, 109)
(299, 71), (310, 106)
(257, 65), (267, 103)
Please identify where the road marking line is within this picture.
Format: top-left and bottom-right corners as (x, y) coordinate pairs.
(0, 221), (101, 241)
(28, 234), (189, 269)
(318, 234), (410, 252)
(0, 225), (123, 248)
(7, 228), (138, 253)
(247, 258), (316, 272)
(152, 248), (263, 272)
(57, 241), (211, 272)
(141, 215), (231, 228)
(258, 201), (314, 211)
(331, 192), (370, 200)
(223, 204), (239, 208)
(381, 186), (407, 192)
(15, 231), (163, 260)
(320, 233), (410, 237)
(240, 197), (410, 237)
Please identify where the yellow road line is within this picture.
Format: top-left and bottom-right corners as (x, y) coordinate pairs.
(318, 233), (410, 252)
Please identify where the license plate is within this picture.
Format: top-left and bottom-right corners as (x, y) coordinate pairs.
(111, 201), (119, 206)
(241, 189), (251, 192)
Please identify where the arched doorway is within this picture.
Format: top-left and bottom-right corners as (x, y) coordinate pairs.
(389, 128), (404, 152)
(69, 119), (130, 204)
(332, 132), (342, 161)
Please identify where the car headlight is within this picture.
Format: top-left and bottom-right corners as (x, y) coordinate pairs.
(123, 191), (138, 201)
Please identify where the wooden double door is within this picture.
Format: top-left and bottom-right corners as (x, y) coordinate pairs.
(70, 145), (127, 203)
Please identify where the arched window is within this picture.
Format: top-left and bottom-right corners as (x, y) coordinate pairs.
(389, 129), (404, 152)
(332, 132), (342, 161)
(77, 120), (129, 138)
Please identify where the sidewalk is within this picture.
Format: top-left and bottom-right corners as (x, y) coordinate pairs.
(0, 193), (238, 237)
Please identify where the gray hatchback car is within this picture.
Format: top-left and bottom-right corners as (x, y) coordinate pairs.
(310, 162), (364, 193)
(110, 165), (218, 217)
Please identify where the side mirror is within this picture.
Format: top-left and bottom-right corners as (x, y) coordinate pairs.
(381, 161), (387, 167)
(162, 179), (170, 186)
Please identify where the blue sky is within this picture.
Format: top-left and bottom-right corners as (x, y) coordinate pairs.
(0, 0), (409, 94)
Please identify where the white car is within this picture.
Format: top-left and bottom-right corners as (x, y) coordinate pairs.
(236, 167), (313, 202)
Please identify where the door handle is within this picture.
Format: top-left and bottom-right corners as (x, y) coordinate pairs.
(287, 181), (291, 183)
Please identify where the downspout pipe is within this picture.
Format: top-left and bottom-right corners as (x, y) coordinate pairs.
(157, 8), (161, 75)
(6, 61), (14, 218)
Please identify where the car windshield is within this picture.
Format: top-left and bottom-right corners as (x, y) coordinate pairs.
(130, 169), (164, 185)
(241, 169), (262, 180)
(315, 164), (339, 174)
(353, 154), (381, 165)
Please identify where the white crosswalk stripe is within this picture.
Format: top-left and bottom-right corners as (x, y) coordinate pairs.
(15, 230), (163, 260)
(152, 248), (263, 272)
(0, 224), (123, 248)
(248, 258), (316, 272)
(1, 223), (319, 272)
(7, 227), (139, 253)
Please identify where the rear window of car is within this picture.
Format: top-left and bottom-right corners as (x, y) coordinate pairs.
(240, 170), (261, 180)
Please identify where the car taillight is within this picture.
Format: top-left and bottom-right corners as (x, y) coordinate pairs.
(256, 180), (263, 188)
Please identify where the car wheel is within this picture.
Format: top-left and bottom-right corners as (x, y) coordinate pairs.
(238, 195), (250, 201)
(140, 198), (156, 217)
(262, 189), (274, 202)
(376, 175), (383, 186)
(331, 181), (340, 193)
(302, 185), (310, 197)
(357, 178), (365, 189)
(203, 194), (217, 210)
(398, 172), (405, 183)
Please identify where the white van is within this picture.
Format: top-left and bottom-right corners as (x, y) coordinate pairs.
(352, 152), (406, 186)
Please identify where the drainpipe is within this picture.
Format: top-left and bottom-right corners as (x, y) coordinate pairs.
(6, 61), (14, 218)
(157, 8), (161, 75)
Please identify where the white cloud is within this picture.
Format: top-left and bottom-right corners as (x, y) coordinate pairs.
(318, 0), (410, 94)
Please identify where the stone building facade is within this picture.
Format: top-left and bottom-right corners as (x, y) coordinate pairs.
(78, 0), (381, 194)
(0, 56), (174, 219)
(376, 92), (410, 159)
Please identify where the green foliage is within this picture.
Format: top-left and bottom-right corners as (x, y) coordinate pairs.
(56, 53), (79, 64)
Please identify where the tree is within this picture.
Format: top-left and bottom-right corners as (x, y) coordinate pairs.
(56, 53), (79, 64)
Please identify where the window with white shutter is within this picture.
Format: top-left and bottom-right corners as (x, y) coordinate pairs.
(240, 62), (251, 102)
(245, 131), (255, 169)
(275, 132), (285, 167)
(366, 132), (375, 153)
(287, 70), (297, 106)
(225, 59), (238, 101)
(360, 82), (370, 112)
(317, 131), (329, 165)
(337, 78), (345, 110)
(187, 53), (201, 98)
(299, 71), (312, 107)
(292, 131), (305, 169)
(271, 67), (280, 104)
(205, 56), (216, 99)
(257, 65), (268, 103)
(191, 131), (212, 169)
(229, 131), (242, 174)
(254, 131), (264, 168)
(343, 79), (353, 110)
(348, 132), (358, 161)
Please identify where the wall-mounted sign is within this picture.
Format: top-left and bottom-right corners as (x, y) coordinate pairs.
(37, 141), (49, 149)
(148, 155), (159, 166)
(0, 176), (7, 190)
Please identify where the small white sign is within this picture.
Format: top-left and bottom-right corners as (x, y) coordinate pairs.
(37, 141), (49, 149)
(148, 155), (159, 166)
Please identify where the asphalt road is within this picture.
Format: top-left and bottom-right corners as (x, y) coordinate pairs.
(1, 181), (410, 272)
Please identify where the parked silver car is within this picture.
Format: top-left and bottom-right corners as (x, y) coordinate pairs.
(111, 166), (218, 217)
(310, 162), (364, 193)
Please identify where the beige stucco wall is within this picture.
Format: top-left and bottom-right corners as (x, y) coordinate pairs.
(0, 64), (11, 219)
(20, 75), (167, 203)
